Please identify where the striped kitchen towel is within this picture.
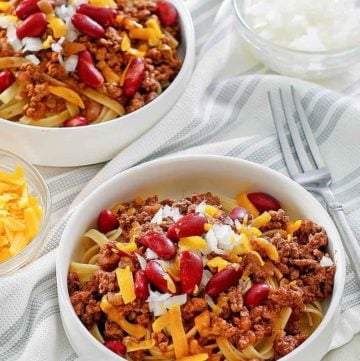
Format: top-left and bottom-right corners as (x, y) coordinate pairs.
(1, 0), (360, 360)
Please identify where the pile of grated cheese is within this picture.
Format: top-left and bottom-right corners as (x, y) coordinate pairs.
(243, 0), (360, 51)
(0, 165), (42, 262)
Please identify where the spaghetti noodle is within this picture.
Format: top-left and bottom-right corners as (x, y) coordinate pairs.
(67, 191), (335, 360)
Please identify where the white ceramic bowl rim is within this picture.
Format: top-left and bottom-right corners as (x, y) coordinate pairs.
(232, 0), (360, 57)
(57, 155), (346, 361)
(1, 0), (194, 132)
(0, 149), (51, 273)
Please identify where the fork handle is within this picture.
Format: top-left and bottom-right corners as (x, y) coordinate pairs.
(325, 199), (360, 288)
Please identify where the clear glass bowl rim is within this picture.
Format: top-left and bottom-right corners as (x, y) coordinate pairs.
(0, 149), (51, 275)
(232, 0), (360, 57)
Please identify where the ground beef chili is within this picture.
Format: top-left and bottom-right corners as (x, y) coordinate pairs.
(68, 192), (335, 360)
(0, 0), (182, 126)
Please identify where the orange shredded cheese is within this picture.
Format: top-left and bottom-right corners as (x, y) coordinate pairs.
(169, 304), (189, 358)
(124, 338), (156, 352)
(152, 309), (170, 332)
(251, 212), (271, 228)
(115, 241), (138, 253)
(251, 238), (279, 262)
(177, 354), (209, 361)
(207, 256), (230, 271)
(0, 2), (11, 12)
(178, 236), (208, 251)
(116, 266), (136, 304)
(236, 192), (260, 217)
(47, 15), (67, 38)
(0, 165), (42, 262)
(204, 205), (221, 218)
(100, 299), (147, 338)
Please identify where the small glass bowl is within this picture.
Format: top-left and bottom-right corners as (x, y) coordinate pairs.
(232, 0), (360, 79)
(0, 149), (51, 276)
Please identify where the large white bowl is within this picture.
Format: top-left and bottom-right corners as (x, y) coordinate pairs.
(56, 155), (346, 361)
(0, 0), (195, 167)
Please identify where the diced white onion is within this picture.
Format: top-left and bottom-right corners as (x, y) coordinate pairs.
(144, 248), (158, 260)
(135, 253), (147, 270)
(243, 0), (360, 51)
(148, 293), (187, 316)
(75, 0), (88, 6)
(151, 207), (163, 224)
(65, 17), (79, 41)
(0, 16), (17, 29)
(195, 201), (206, 214)
(25, 54), (40, 65)
(224, 216), (234, 226)
(162, 205), (181, 221)
(205, 294), (215, 308)
(200, 269), (212, 289)
(6, 25), (22, 52)
(22, 37), (43, 52)
(320, 256), (334, 267)
(64, 54), (78, 72)
(51, 41), (62, 53)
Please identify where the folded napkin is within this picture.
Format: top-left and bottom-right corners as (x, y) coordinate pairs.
(1, 0), (360, 360)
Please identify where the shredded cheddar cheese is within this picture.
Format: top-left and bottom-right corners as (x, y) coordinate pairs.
(116, 266), (136, 304)
(169, 304), (189, 358)
(207, 256), (230, 271)
(179, 236), (208, 251)
(236, 192), (260, 217)
(0, 165), (42, 262)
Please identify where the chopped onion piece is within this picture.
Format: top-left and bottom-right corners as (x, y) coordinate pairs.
(7, 25), (22, 52)
(135, 253), (147, 270)
(200, 269), (212, 289)
(148, 293), (187, 316)
(64, 54), (78, 72)
(0, 16), (17, 29)
(162, 205), (181, 221)
(22, 37), (43, 52)
(25, 54), (40, 65)
(195, 201), (206, 214)
(320, 256), (334, 267)
(151, 207), (163, 224)
(144, 248), (158, 260)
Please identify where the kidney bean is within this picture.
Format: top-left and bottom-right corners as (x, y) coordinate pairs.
(105, 340), (126, 356)
(77, 58), (104, 89)
(71, 13), (105, 39)
(247, 192), (281, 213)
(138, 231), (176, 260)
(78, 50), (94, 64)
(145, 260), (176, 294)
(205, 265), (243, 297)
(0, 70), (14, 93)
(229, 206), (252, 222)
(15, 0), (54, 19)
(63, 116), (89, 127)
(167, 213), (207, 240)
(77, 4), (117, 28)
(155, 0), (178, 27)
(179, 251), (203, 294)
(134, 270), (150, 300)
(16, 12), (48, 39)
(123, 58), (145, 98)
(97, 209), (118, 233)
(244, 283), (270, 309)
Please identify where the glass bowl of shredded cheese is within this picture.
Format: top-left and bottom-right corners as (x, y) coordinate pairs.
(233, 0), (360, 79)
(0, 149), (51, 276)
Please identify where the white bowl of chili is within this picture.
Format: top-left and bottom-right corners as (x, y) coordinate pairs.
(0, 0), (195, 167)
(57, 155), (345, 361)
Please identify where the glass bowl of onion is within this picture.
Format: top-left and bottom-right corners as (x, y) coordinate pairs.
(233, 0), (360, 79)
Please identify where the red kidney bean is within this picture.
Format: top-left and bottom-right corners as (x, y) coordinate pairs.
(71, 13), (105, 39)
(155, 0), (178, 27)
(15, 0), (54, 20)
(167, 213), (207, 240)
(16, 12), (48, 39)
(145, 260), (176, 294)
(229, 207), (252, 222)
(205, 265), (243, 297)
(179, 251), (203, 294)
(0, 70), (14, 93)
(77, 4), (117, 28)
(123, 58), (145, 98)
(77, 58), (104, 89)
(138, 231), (176, 260)
(247, 192), (281, 213)
(134, 270), (150, 301)
(63, 116), (89, 127)
(97, 209), (118, 233)
(104, 340), (126, 356)
(78, 50), (94, 64)
(244, 283), (270, 309)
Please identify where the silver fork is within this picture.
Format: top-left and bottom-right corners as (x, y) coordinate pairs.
(268, 86), (360, 287)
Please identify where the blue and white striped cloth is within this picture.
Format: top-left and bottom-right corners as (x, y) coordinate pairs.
(1, 0), (360, 359)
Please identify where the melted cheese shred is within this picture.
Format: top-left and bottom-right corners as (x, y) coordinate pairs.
(0, 165), (42, 262)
